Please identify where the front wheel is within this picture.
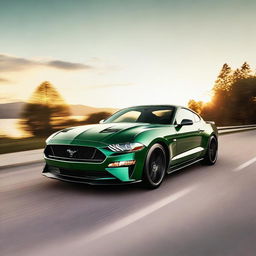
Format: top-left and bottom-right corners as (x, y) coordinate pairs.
(142, 143), (167, 189)
(202, 136), (218, 165)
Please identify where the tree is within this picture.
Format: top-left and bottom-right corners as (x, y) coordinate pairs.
(188, 99), (203, 114)
(214, 63), (232, 91)
(20, 81), (70, 136)
(233, 68), (243, 82)
(229, 77), (256, 124)
(233, 62), (252, 82)
(240, 62), (252, 79)
(188, 62), (256, 125)
(210, 64), (233, 124)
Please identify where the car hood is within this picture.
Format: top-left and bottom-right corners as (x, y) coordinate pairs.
(48, 122), (163, 145)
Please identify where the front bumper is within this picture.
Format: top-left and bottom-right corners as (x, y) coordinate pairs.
(43, 144), (146, 184)
(42, 165), (141, 185)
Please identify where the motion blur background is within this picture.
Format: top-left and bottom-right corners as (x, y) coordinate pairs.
(0, 0), (255, 153)
(1, 2), (256, 256)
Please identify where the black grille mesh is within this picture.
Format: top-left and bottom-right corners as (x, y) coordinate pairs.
(44, 145), (106, 162)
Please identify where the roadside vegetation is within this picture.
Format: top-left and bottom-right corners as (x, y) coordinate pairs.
(188, 62), (256, 126)
(0, 136), (45, 154)
(0, 81), (111, 154)
(19, 81), (111, 136)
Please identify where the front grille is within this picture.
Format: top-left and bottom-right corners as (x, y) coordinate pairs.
(44, 145), (106, 162)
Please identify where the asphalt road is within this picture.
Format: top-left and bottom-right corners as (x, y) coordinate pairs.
(1, 130), (256, 256)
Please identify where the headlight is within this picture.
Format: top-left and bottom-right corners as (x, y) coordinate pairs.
(108, 142), (145, 152)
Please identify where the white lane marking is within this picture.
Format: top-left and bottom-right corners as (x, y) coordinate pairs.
(22, 186), (196, 256)
(86, 186), (195, 242)
(234, 156), (256, 171)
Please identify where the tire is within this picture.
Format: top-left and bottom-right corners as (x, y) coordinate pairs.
(202, 135), (218, 165)
(142, 143), (167, 189)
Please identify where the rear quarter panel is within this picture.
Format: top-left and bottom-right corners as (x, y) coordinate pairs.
(200, 121), (218, 151)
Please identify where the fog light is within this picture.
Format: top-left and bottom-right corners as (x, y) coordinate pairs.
(108, 160), (136, 167)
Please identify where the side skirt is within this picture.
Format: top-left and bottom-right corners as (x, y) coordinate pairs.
(167, 158), (204, 174)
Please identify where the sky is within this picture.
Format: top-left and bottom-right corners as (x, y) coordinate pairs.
(0, 0), (255, 108)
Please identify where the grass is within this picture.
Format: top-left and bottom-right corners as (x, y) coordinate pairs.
(0, 136), (46, 154)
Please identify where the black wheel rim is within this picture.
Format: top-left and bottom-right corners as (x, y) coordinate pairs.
(148, 148), (165, 184)
(209, 139), (217, 162)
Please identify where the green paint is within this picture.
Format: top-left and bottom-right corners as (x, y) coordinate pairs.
(43, 105), (217, 185)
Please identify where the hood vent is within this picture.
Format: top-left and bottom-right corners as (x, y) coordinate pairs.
(100, 127), (122, 133)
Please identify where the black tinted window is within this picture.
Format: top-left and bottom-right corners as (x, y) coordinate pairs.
(105, 106), (175, 125)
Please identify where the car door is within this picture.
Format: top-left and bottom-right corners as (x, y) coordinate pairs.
(171, 108), (203, 165)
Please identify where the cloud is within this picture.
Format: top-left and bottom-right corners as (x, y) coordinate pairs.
(0, 77), (11, 83)
(0, 54), (93, 72)
(47, 60), (91, 70)
(0, 54), (35, 72)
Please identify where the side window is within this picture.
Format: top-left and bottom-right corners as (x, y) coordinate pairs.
(175, 109), (194, 124)
(193, 113), (201, 122)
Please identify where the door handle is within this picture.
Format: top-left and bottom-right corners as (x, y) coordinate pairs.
(198, 129), (204, 132)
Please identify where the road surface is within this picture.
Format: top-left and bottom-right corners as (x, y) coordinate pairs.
(1, 130), (256, 256)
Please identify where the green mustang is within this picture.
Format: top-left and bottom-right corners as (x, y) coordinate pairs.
(43, 105), (218, 188)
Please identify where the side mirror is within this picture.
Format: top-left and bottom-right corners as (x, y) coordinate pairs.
(99, 119), (105, 124)
(180, 119), (193, 126)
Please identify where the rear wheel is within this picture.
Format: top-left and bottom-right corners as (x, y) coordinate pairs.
(202, 136), (218, 165)
(143, 144), (167, 189)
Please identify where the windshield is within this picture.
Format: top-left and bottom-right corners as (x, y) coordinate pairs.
(104, 106), (176, 125)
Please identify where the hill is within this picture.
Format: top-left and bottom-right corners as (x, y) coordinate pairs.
(0, 102), (118, 119)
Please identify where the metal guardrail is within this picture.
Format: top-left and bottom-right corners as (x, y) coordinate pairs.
(217, 124), (256, 134)
(218, 124), (256, 130)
